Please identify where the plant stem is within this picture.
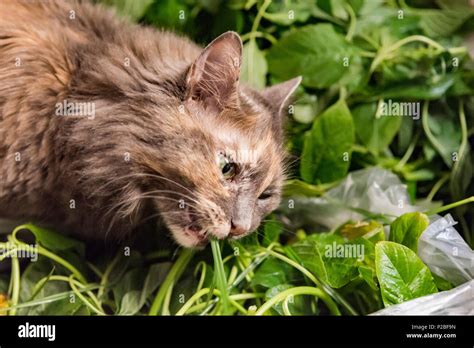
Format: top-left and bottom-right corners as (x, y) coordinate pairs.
(68, 276), (105, 316)
(254, 286), (341, 316)
(395, 131), (419, 171)
(240, 31), (277, 44)
(425, 196), (474, 216)
(264, 249), (357, 315)
(210, 240), (231, 314)
(370, 35), (445, 73)
(426, 173), (450, 201)
(10, 226), (87, 284)
(148, 248), (194, 315)
(8, 256), (20, 316)
(344, 3), (356, 42)
(251, 0), (271, 33)
(98, 250), (121, 301)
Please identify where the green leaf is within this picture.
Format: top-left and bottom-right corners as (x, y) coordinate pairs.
(289, 233), (368, 288)
(389, 212), (429, 252)
(262, 220), (282, 246)
(339, 220), (385, 242)
(419, 8), (473, 37)
(358, 265), (378, 290)
(117, 263), (170, 315)
(241, 40), (267, 89)
(423, 111), (461, 168)
(143, 0), (188, 30)
(263, 0), (314, 25)
(19, 259), (84, 315)
(375, 241), (438, 307)
(432, 274), (454, 291)
(370, 74), (456, 100)
(283, 179), (328, 197)
(17, 224), (84, 255)
(251, 257), (298, 289)
(267, 24), (360, 88)
(300, 99), (355, 184)
(352, 103), (402, 155)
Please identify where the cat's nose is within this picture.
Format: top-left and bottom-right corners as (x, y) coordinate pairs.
(230, 220), (248, 237)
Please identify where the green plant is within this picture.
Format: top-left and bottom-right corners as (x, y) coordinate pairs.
(1, 0), (473, 316)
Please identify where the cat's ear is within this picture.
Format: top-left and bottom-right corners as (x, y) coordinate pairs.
(261, 76), (302, 116)
(185, 31), (242, 111)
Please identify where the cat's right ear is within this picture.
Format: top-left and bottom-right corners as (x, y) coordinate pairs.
(185, 31), (242, 112)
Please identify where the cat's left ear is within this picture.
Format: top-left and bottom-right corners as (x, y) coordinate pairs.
(261, 76), (302, 117)
(186, 31), (242, 111)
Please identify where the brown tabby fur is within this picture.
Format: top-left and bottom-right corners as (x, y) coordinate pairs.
(0, 0), (300, 247)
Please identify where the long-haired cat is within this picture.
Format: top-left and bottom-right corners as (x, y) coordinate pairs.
(0, 0), (300, 248)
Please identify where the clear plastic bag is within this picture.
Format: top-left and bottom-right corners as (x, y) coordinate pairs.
(371, 279), (474, 315)
(419, 214), (474, 286)
(282, 167), (420, 231)
(283, 167), (474, 314)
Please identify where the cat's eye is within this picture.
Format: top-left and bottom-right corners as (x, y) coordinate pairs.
(218, 155), (237, 180)
(258, 190), (273, 200)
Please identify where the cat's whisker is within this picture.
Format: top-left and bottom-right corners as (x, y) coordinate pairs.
(103, 195), (193, 239)
(90, 172), (198, 202)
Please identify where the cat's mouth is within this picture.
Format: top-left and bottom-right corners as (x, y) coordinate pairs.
(183, 206), (208, 246)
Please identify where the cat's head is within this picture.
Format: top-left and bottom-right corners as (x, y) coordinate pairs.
(67, 31), (300, 247)
(146, 32), (301, 247)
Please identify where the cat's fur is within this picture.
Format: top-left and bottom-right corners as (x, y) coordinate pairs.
(0, 0), (300, 247)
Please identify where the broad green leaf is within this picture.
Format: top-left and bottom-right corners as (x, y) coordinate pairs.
(16, 223), (84, 255)
(289, 233), (368, 288)
(210, 6), (244, 38)
(262, 220), (282, 246)
(241, 40), (267, 89)
(293, 104), (316, 124)
(118, 263), (170, 315)
(300, 99), (355, 184)
(251, 257), (298, 288)
(340, 220), (385, 242)
(375, 241), (437, 307)
(267, 24), (361, 88)
(14, 224), (87, 277)
(398, 116), (414, 154)
(143, 0), (188, 30)
(19, 259), (85, 315)
(370, 74), (456, 100)
(423, 112), (461, 168)
(389, 212), (429, 252)
(419, 9), (473, 37)
(352, 103), (402, 155)
(432, 274), (454, 291)
(358, 265), (378, 290)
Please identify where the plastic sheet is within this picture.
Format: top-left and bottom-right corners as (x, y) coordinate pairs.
(419, 214), (474, 286)
(372, 279), (474, 315)
(283, 167), (474, 314)
(282, 167), (420, 231)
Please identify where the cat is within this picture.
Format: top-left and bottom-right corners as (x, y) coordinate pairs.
(0, 0), (301, 248)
